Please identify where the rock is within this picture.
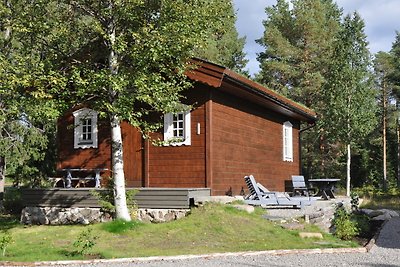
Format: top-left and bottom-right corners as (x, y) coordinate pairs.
(281, 223), (305, 230)
(136, 208), (189, 223)
(361, 209), (399, 221)
(232, 204), (255, 213)
(363, 209), (384, 218)
(371, 213), (392, 221)
(299, 232), (323, 239)
(380, 209), (399, 217)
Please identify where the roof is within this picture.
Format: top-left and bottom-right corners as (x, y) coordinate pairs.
(186, 58), (317, 123)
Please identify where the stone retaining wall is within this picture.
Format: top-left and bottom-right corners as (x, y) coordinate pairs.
(304, 206), (337, 232)
(21, 206), (190, 225)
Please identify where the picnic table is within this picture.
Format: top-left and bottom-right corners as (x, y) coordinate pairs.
(51, 168), (108, 188)
(308, 178), (340, 200)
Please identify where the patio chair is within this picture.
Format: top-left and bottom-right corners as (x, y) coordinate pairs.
(291, 175), (315, 197)
(244, 175), (312, 208)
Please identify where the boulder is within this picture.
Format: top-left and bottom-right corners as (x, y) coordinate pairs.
(232, 204), (255, 213)
(299, 232), (323, 239)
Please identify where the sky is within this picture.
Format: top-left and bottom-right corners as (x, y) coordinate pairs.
(233, 0), (400, 76)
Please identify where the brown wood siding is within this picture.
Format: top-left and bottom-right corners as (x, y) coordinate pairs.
(147, 87), (208, 188)
(210, 89), (300, 196)
(57, 112), (111, 175)
(121, 122), (144, 187)
(57, 113), (144, 186)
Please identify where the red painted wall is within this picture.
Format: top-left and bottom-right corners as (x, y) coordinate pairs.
(210, 89), (300, 195)
(147, 87), (208, 188)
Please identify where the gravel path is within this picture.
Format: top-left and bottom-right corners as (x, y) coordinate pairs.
(6, 217), (399, 267)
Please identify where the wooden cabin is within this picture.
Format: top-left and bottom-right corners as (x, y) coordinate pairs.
(57, 59), (317, 196)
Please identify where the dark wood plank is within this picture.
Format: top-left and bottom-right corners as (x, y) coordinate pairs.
(21, 188), (210, 209)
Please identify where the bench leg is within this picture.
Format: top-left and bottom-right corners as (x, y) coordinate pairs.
(95, 171), (101, 188)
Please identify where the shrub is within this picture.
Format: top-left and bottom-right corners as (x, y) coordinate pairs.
(332, 205), (358, 240)
(0, 231), (12, 257)
(91, 177), (138, 219)
(73, 228), (98, 255)
(351, 214), (371, 238)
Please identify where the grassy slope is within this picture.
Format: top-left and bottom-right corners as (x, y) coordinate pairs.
(0, 203), (356, 262)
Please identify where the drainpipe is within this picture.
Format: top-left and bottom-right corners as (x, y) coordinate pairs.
(299, 122), (317, 176)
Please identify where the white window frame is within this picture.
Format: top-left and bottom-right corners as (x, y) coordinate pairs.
(283, 121), (293, 162)
(73, 108), (98, 149)
(163, 109), (191, 146)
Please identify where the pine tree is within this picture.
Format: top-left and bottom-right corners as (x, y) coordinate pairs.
(196, 0), (248, 74)
(256, 0), (343, 178)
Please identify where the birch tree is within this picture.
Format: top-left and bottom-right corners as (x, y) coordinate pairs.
(324, 13), (377, 196)
(12, 0), (227, 220)
(0, 0), (62, 208)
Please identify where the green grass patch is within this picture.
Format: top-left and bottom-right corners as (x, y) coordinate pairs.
(0, 203), (357, 262)
(360, 195), (400, 210)
(101, 219), (144, 233)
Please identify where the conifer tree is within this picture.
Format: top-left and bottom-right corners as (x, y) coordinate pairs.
(256, 0), (343, 178)
(196, 0), (248, 74)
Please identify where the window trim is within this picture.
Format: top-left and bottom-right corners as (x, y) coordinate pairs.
(73, 108), (98, 149)
(163, 110), (191, 146)
(283, 121), (293, 162)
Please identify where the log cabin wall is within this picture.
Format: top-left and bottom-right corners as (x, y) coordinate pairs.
(147, 86), (209, 188)
(57, 111), (111, 172)
(57, 111), (143, 185)
(209, 89), (300, 196)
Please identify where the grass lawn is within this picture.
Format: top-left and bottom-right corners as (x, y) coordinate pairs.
(360, 195), (400, 210)
(0, 203), (357, 262)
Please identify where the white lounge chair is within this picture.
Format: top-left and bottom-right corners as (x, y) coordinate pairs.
(244, 175), (313, 208)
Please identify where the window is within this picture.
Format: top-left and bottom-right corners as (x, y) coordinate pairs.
(163, 110), (191, 146)
(283, 121), (293, 162)
(73, 108), (98, 149)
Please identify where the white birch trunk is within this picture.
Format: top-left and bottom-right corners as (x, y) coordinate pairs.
(346, 144), (351, 197)
(382, 81), (387, 191)
(0, 157), (5, 210)
(111, 114), (131, 221)
(397, 118), (400, 187)
(107, 2), (130, 221)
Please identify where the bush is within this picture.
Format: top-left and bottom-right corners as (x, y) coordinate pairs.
(332, 205), (358, 240)
(73, 228), (98, 255)
(351, 214), (371, 238)
(91, 177), (138, 219)
(0, 231), (12, 257)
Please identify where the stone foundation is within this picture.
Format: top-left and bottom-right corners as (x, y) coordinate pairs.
(137, 208), (190, 223)
(21, 206), (190, 225)
(21, 207), (113, 225)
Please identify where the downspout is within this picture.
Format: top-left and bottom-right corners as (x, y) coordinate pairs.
(299, 122), (317, 175)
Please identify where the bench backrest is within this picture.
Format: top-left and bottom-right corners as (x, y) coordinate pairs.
(291, 175), (306, 188)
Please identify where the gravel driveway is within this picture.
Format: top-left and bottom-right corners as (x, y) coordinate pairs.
(6, 217), (399, 267)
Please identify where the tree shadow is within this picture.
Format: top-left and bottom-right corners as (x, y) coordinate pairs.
(0, 213), (20, 231)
